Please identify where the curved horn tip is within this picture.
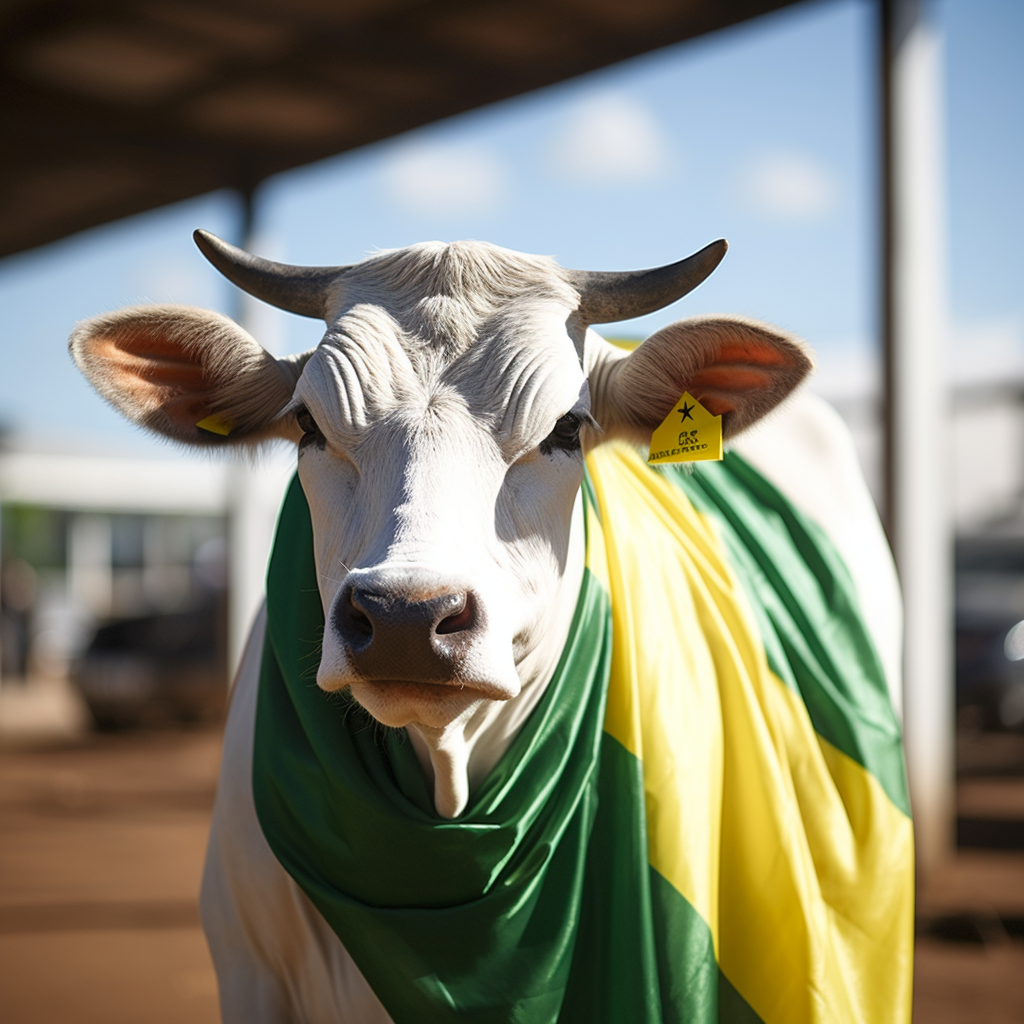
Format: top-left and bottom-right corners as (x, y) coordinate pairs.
(193, 229), (241, 261)
(570, 237), (732, 325)
(189, 228), (345, 321)
(696, 237), (728, 266)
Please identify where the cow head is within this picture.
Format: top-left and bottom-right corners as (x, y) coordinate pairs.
(70, 234), (811, 813)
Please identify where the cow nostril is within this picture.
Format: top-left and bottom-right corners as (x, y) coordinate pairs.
(346, 590), (373, 639)
(435, 593), (476, 635)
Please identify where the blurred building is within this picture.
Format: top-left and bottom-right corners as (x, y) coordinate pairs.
(828, 381), (1024, 534)
(0, 437), (229, 685)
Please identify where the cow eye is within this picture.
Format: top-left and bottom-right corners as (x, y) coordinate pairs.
(540, 412), (582, 456)
(295, 406), (325, 448)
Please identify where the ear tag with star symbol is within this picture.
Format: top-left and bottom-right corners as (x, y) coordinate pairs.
(647, 392), (723, 465)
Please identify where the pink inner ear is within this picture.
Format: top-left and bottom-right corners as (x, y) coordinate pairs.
(94, 335), (211, 391)
(715, 341), (792, 367)
(110, 329), (195, 360)
(684, 337), (798, 417)
(73, 308), (296, 444)
(691, 394), (733, 418)
(690, 367), (774, 392)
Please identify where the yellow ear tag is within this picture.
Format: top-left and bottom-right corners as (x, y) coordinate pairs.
(196, 414), (235, 437)
(647, 392), (723, 464)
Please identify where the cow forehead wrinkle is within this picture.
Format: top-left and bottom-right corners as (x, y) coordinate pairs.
(299, 326), (420, 431)
(463, 330), (586, 449)
(324, 308), (418, 387)
(295, 350), (370, 436)
(317, 305), (478, 409)
(498, 355), (560, 438)
(306, 334), (579, 455)
(325, 389), (490, 482)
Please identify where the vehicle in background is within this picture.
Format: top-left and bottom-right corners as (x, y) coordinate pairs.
(72, 597), (227, 729)
(956, 533), (1024, 732)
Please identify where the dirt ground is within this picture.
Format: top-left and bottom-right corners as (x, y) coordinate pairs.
(0, 726), (222, 1024)
(2, 716), (1024, 1023)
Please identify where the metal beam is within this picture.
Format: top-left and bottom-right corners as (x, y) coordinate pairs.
(881, 0), (954, 876)
(225, 193), (297, 675)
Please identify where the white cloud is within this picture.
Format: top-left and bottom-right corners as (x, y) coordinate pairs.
(549, 93), (670, 184)
(738, 151), (837, 222)
(383, 141), (505, 216)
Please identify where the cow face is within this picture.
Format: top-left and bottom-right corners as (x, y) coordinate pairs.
(289, 245), (591, 730)
(70, 236), (811, 740)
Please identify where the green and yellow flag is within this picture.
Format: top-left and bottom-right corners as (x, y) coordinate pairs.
(253, 441), (914, 1024)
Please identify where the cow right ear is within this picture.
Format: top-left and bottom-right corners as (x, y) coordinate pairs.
(69, 304), (310, 446)
(586, 315), (813, 446)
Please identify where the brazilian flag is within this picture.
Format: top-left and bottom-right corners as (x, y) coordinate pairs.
(253, 441), (914, 1024)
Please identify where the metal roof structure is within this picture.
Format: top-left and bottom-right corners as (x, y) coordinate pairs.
(1, 0), (798, 259)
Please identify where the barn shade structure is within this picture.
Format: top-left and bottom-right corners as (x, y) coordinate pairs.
(0, 0), (801, 260)
(1, 0), (952, 870)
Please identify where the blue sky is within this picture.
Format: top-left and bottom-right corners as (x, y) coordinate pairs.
(0, 0), (1020, 454)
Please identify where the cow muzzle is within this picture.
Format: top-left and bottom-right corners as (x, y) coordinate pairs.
(329, 569), (509, 690)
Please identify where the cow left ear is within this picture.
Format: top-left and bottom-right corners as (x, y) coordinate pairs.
(587, 315), (813, 445)
(70, 304), (311, 446)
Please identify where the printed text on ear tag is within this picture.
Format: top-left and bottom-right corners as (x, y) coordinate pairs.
(647, 392), (723, 464)
(196, 414), (235, 438)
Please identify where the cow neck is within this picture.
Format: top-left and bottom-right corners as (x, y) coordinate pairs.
(403, 490), (587, 818)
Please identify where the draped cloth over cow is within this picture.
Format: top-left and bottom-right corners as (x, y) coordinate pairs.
(252, 441), (914, 1024)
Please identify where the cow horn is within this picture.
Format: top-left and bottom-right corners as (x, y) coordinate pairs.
(568, 238), (728, 325)
(193, 230), (350, 320)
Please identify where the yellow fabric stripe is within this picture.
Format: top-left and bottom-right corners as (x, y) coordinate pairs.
(585, 443), (914, 1024)
(717, 680), (914, 1024)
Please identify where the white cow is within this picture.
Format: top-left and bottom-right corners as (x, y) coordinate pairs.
(70, 234), (902, 1024)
